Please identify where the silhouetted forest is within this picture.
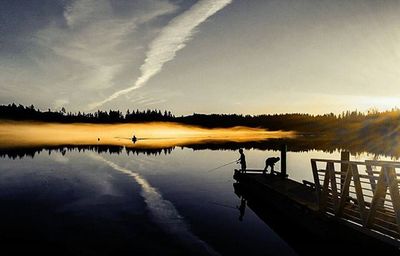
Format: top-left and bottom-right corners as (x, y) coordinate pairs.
(1, 103), (400, 138)
(0, 103), (174, 123)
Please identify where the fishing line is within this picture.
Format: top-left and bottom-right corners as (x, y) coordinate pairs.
(207, 160), (238, 172)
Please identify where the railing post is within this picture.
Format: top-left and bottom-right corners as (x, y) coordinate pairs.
(386, 167), (400, 234)
(328, 162), (339, 210)
(367, 166), (389, 228)
(365, 163), (377, 192)
(351, 164), (368, 225)
(280, 144), (287, 179)
(311, 159), (321, 210)
(340, 151), (349, 191)
(320, 162), (332, 212)
(336, 163), (352, 217)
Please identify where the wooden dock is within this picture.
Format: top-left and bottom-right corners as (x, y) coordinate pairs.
(233, 158), (400, 254)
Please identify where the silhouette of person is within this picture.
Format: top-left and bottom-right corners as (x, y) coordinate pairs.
(264, 157), (280, 175)
(237, 197), (246, 221)
(237, 149), (246, 173)
(132, 135), (137, 144)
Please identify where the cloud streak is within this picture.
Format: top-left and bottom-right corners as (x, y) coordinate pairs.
(32, 0), (176, 110)
(89, 0), (232, 110)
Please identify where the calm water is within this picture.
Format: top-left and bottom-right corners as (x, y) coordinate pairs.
(0, 142), (392, 255)
(0, 122), (396, 255)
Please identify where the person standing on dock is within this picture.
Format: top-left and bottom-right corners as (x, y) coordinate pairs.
(237, 149), (246, 173)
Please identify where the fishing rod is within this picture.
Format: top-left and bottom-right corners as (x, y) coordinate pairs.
(208, 201), (237, 210)
(207, 160), (238, 172)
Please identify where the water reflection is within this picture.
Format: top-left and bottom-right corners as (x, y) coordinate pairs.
(90, 154), (219, 255)
(237, 197), (246, 222)
(0, 145), (299, 255)
(0, 145), (175, 159)
(2, 122), (400, 255)
(2, 134), (400, 160)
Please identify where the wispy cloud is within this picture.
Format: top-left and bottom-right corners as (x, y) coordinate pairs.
(89, 0), (233, 110)
(34, 0), (177, 109)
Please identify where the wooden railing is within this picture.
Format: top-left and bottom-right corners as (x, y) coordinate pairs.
(311, 159), (400, 240)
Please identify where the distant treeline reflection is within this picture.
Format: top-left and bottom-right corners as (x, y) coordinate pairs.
(2, 135), (400, 159)
(0, 145), (174, 159)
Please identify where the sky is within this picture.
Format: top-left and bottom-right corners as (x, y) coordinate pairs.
(1, 0), (400, 115)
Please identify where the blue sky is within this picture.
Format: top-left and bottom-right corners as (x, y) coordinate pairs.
(1, 0), (400, 115)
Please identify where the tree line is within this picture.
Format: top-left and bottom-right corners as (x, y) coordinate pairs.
(1, 103), (400, 138)
(0, 103), (174, 123)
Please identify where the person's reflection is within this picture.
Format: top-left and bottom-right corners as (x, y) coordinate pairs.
(237, 197), (247, 221)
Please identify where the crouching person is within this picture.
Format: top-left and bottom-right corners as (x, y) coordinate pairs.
(263, 157), (280, 175)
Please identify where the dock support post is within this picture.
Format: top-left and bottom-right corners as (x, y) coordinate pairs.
(281, 144), (287, 178)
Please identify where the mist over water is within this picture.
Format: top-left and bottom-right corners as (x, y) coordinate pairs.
(0, 121), (295, 149)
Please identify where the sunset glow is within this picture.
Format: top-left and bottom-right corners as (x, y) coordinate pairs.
(0, 121), (295, 149)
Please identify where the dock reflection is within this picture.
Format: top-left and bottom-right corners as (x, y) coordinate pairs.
(237, 197), (246, 222)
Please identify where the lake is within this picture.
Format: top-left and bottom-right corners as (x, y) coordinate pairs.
(0, 122), (396, 255)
